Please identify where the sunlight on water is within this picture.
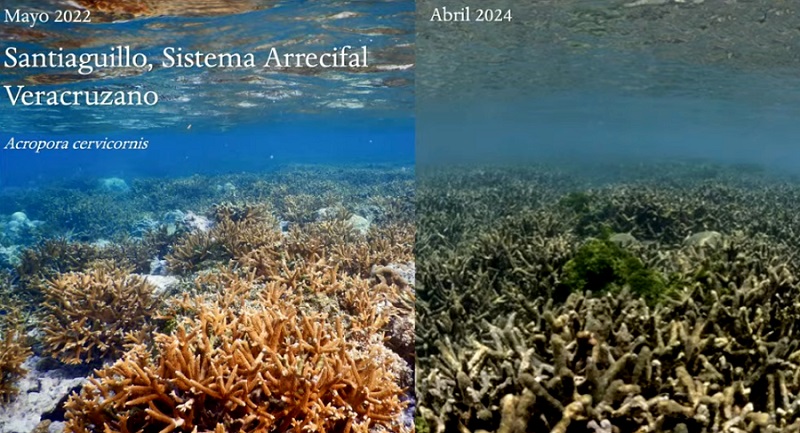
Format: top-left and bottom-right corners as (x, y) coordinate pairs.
(0, 0), (414, 133)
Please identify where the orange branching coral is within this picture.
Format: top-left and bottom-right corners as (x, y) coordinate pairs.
(41, 268), (160, 365)
(167, 230), (219, 274)
(211, 202), (273, 225)
(283, 219), (355, 258)
(330, 223), (414, 277)
(281, 193), (324, 223)
(167, 204), (281, 275)
(276, 219), (414, 279)
(334, 268), (415, 365)
(170, 202), (411, 279)
(63, 285), (408, 433)
(189, 266), (262, 311)
(0, 313), (31, 404)
(216, 217), (282, 260)
(236, 245), (282, 279)
(234, 226), (413, 341)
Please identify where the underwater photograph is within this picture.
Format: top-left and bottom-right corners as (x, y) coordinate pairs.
(416, 1), (800, 433)
(0, 1), (415, 433)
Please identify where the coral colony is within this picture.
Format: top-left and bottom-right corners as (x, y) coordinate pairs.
(0, 165), (414, 433)
(417, 162), (800, 433)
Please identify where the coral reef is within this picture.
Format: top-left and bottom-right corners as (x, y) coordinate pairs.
(0, 313), (31, 404)
(105, 225), (185, 274)
(274, 219), (414, 279)
(0, 165), (413, 242)
(0, 165), (413, 430)
(64, 255), (414, 432)
(167, 202), (281, 275)
(14, 238), (117, 300)
(0, 212), (42, 248)
(0, 165), (414, 431)
(40, 267), (160, 365)
(64, 282), (406, 433)
(164, 181), (412, 278)
(417, 162), (800, 433)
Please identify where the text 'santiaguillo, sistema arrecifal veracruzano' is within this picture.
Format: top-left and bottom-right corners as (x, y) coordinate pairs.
(1, 45), (369, 106)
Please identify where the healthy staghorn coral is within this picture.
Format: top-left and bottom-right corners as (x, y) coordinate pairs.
(0, 165), (414, 428)
(63, 280), (409, 433)
(167, 202), (281, 275)
(41, 267), (160, 365)
(279, 219), (414, 279)
(0, 312), (31, 404)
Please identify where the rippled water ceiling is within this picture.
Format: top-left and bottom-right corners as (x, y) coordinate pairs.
(417, 0), (800, 103)
(0, 0), (414, 133)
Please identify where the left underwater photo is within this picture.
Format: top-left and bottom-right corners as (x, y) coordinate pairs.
(0, 1), (415, 432)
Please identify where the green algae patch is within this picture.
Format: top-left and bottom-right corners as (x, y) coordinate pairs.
(415, 414), (430, 433)
(562, 237), (670, 305)
(558, 191), (594, 214)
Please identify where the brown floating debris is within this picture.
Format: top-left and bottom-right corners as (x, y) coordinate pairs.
(73, 0), (272, 19)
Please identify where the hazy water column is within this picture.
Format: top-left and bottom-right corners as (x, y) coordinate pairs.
(414, 1), (800, 432)
(416, 0), (800, 168)
(416, 0), (537, 165)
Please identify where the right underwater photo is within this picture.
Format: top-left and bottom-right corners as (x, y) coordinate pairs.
(415, 1), (800, 432)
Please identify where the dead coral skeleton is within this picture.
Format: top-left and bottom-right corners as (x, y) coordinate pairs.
(417, 164), (800, 433)
(421, 253), (800, 432)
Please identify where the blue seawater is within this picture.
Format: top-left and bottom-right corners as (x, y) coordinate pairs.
(0, 117), (413, 187)
(0, 0), (414, 187)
